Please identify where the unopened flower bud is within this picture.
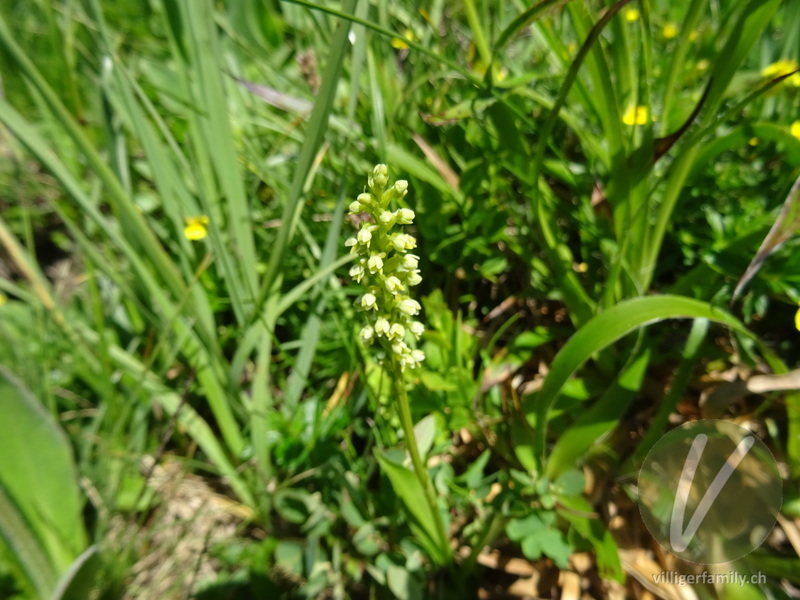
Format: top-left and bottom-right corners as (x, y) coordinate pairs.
(369, 164), (389, 191)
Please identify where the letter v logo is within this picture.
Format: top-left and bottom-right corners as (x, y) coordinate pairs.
(670, 433), (755, 552)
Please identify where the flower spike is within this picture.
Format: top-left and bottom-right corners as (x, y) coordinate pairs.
(347, 165), (426, 369)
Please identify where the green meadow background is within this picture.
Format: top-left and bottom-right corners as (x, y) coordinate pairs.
(1, 0), (800, 598)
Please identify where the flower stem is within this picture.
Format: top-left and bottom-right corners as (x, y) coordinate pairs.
(391, 357), (452, 565)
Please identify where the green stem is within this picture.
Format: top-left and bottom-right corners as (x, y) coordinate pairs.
(391, 358), (452, 564)
(463, 0), (492, 67)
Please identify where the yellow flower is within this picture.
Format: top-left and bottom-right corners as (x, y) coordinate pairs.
(696, 59), (710, 72)
(624, 8), (639, 22)
(762, 59), (800, 87)
(623, 105), (649, 126)
(663, 23), (678, 39)
(0, 292), (6, 307)
(748, 137), (758, 146)
(795, 305), (800, 331)
(791, 120), (800, 140)
(391, 28), (415, 50)
(183, 216), (209, 241)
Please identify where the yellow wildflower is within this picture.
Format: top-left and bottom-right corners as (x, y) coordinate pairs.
(748, 137), (758, 146)
(762, 59), (800, 87)
(623, 105), (649, 126)
(796, 305), (800, 331)
(0, 292), (6, 307)
(391, 28), (416, 50)
(791, 120), (800, 140)
(696, 59), (710, 72)
(183, 216), (209, 241)
(624, 8), (639, 22)
(663, 23), (678, 39)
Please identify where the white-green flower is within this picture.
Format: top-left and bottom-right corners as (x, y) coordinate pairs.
(357, 228), (373, 245)
(367, 255), (384, 273)
(402, 254), (419, 270)
(398, 298), (421, 315)
(390, 233), (416, 252)
(396, 208), (415, 224)
(349, 263), (365, 282)
(375, 317), (390, 336)
(361, 292), (377, 310)
(346, 164), (426, 370)
(385, 276), (403, 294)
(360, 325), (375, 343)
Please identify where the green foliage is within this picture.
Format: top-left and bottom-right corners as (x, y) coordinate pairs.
(0, 367), (90, 597)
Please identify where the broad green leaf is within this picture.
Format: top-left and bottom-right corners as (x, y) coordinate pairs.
(274, 541), (304, 577)
(0, 367), (87, 593)
(545, 349), (650, 478)
(553, 469), (586, 497)
(52, 546), (100, 600)
(521, 528), (571, 569)
(386, 564), (423, 600)
(627, 318), (708, 470)
(0, 485), (57, 598)
(520, 295), (758, 472)
(419, 371), (458, 392)
(506, 512), (549, 542)
(413, 415), (437, 460)
(374, 450), (449, 566)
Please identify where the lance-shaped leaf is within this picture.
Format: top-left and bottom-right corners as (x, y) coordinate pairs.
(732, 174), (800, 302)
